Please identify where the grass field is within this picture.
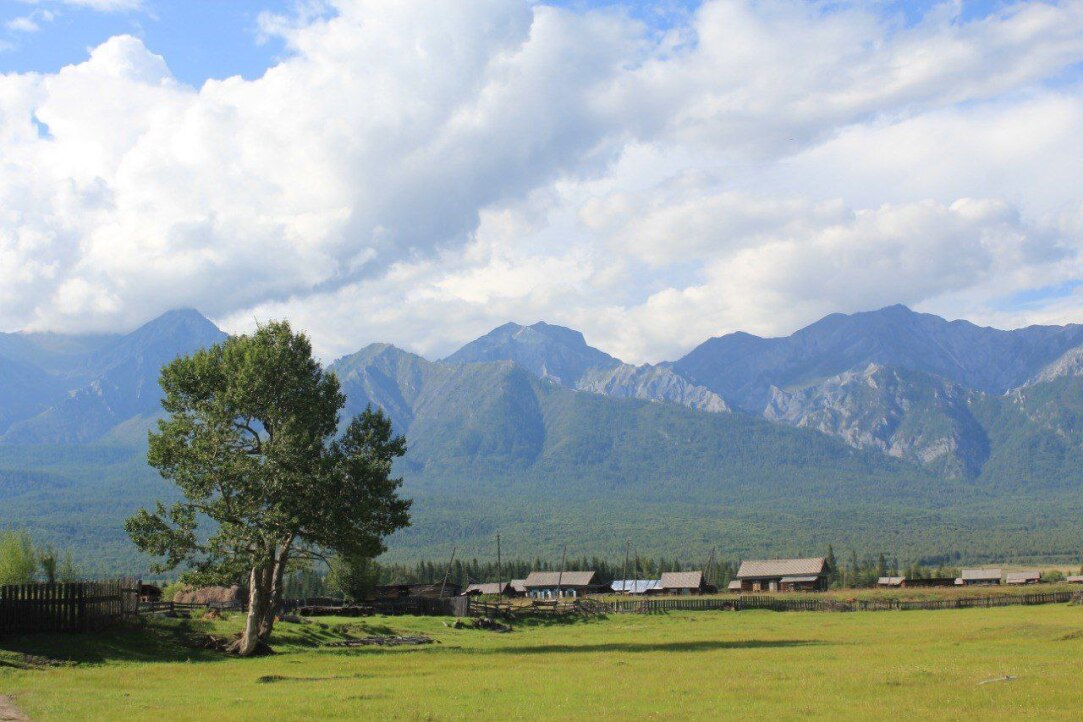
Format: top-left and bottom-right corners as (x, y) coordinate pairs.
(2, 604), (1083, 720)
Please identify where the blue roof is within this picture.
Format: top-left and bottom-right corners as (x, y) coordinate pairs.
(610, 579), (661, 594)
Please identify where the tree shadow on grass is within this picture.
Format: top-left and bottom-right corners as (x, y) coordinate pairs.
(0, 617), (227, 666)
(486, 639), (824, 655)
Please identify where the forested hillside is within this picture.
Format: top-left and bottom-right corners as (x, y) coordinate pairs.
(3, 306), (1083, 575)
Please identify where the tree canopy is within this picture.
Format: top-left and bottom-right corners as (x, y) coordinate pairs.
(126, 321), (410, 654)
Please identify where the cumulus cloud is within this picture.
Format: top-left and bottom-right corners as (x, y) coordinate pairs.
(2, 0), (1083, 363)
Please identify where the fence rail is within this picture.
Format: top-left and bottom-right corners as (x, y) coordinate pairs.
(589, 591), (1076, 614)
(0, 579), (140, 635)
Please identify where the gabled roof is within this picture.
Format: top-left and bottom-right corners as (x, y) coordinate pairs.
(736, 558), (826, 579)
(960, 568), (1002, 581)
(522, 571), (597, 588)
(1004, 571), (1040, 584)
(660, 571), (704, 589)
(463, 582), (508, 595)
(611, 579), (661, 594)
(877, 576), (905, 586)
(727, 580), (742, 591)
(1067, 575), (1083, 583)
(509, 579), (527, 593)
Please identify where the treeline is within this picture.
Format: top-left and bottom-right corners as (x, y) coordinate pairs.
(277, 546), (1036, 598)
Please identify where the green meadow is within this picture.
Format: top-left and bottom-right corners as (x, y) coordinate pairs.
(2, 605), (1082, 720)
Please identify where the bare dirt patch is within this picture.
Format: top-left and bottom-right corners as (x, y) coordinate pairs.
(0, 695), (29, 722)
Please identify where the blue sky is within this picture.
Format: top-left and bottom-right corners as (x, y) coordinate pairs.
(1, 0), (1082, 361)
(1, 1), (1023, 85)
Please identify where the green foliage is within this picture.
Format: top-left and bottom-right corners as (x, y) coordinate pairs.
(326, 554), (382, 602)
(0, 529), (38, 585)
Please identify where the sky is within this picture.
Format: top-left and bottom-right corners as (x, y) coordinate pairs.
(1, 0), (1083, 363)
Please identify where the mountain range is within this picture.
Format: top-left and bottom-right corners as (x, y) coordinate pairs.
(3, 305), (1083, 573)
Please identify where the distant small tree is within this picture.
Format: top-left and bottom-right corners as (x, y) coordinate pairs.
(126, 321), (411, 656)
(39, 545), (58, 583)
(1042, 570), (1066, 583)
(0, 530), (38, 585)
(326, 554), (381, 602)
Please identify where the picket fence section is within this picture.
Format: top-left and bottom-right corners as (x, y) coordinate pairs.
(0, 579), (140, 635)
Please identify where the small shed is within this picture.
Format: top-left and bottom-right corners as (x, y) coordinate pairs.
(509, 579), (528, 596)
(727, 580), (742, 592)
(1004, 571), (1041, 585)
(659, 571), (714, 595)
(877, 576), (905, 588)
(610, 579), (661, 595)
(957, 569), (1002, 586)
(462, 582), (516, 597)
(522, 571), (601, 599)
(735, 558), (828, 592)
(1067, 575), (1083, 584)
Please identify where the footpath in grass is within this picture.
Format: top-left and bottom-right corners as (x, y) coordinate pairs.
(1, 604), (1082, 720)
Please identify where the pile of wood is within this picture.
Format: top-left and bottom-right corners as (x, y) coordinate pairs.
(325, 635), (433, 647)
(297, 604), (373, 617)
(173, 585), (244, 607)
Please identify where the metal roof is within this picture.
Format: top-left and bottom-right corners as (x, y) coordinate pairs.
(522, 571), (597, 588)
(736, 558), (826, 579)
(610, 579), (661, 594)
(462, 582), (508, 595)
(960, 568), (1002, 581)
(660, 571), (704, 589)
(1004, 571), (1040, 584)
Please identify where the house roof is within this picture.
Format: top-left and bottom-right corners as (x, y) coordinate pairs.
(727, 580), (742, 590)
(960, 568), (1002, 581)
(660, 571), (703, 590)
(611, 579), (661, 594)
(1004, 571), (1040, 584)
(1067, 575), (1083, 583)
(522, 571), (597, 588)
(877, 576), (906, 586)
(736, 558), (826, 579)
(463, 582), (508, 595)
(509, 579), (527, 593)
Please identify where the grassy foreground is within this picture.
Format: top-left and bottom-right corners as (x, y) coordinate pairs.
(2, 604), (1083, 720)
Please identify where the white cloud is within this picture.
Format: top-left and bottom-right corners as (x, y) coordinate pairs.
(2, 0), (1083, 363)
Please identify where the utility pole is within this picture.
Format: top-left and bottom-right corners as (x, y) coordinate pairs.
(439, 545), (457, 599)
(496, 534), (503, 596)
(557, 544), (567, 600)
(622, 540), (631, 595)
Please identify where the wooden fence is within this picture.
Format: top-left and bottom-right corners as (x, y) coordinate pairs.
(588, 591), (1077, 614)
(0, 579), (141, 635)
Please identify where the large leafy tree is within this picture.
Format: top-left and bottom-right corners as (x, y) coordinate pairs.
(126, 321), (410, 655)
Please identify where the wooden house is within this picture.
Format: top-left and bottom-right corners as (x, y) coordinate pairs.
(522, 571), (601, 599)
(877, 576), (905, 588)
(462, 582), (518, 597)
(734, 558), (828, 592)
(659, 571), (714, 595)
(1067, 575), (1083, 584)
(957, 569), (1002, 586)
(1004, 571), (1041, 585)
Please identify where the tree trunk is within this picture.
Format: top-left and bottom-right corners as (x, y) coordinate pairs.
(232, 562), (272, 656)
(258, 542), (291, 641)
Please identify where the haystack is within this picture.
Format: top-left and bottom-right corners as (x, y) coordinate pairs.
(173, 585), (244, 606)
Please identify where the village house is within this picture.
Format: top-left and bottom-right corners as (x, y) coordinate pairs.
(522, 571), (601, 598)
(876, 576), (956, 588)
(509, 579), (528, 595)
(956, 569), (1002, 585)
(461, 582), (518, 597)
(659, 571), (713, 595)
(610, 579), (661, 595)
(1068, 575), (1083, 584)
(1004, 571), (1041, 585)
(734, 558), (828, 592)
